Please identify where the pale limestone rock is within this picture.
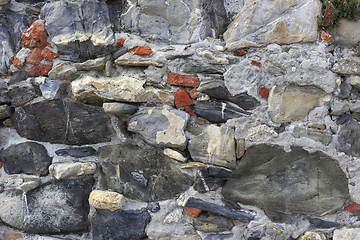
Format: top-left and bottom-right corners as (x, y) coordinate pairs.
(224, 0), (320, 51)
(88, 190), (125, 211)
(188, 125), (236, 169)
(14, 48), (32, 66)
(180, 162), (207, 169)
(49, 162), (96, 180)
(297, 231), (326, 240)
(346, 75), (360, 90)
(246, 125), (278, 142)
(332, 57), (360, 75)
(164, 148), (187, 163)
(115, 53), (164, 67)
(268, 85), (331, 123)
(333, 227), (360, 240)
(48, 61), (77, 80)
(236, 138), (245, 159)
(103, 102), (139, 115)
(330, 18), (360, 47)
(0, 0), (9, 5)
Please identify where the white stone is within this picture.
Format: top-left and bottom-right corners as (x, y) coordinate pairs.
(49, 162), (96, 180)
(246, 125), (278, 142)
(333, 227), (360, 240)
(88, 190), (126, 211)
(163, 148), (187, 163)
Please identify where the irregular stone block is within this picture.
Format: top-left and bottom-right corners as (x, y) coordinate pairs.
(330, 19), (360, 47)
(222, 144), (349, 216)
(193, 213), (234, 232)
(332, 57), (360, 75)
(11, 99), (113, 145)
(49, 162), (96, 180)
(194, 101), (251, 123)
(55, 146), (97, 158)
(224, 0), (321, 51)
(337, 118), (360, 157)
(103, 102), (139, 115)
(115, 52), (164, 67)
(268, 85), (330, 123)
(346, 75), (360, 90)
(48, 61), (77, 80)
(91, 209), (151, 240)
(89, 190), (125, 211)
(188, 125), (236, 169)
(128, 107), (189, 150)
(1, 142), (52, 176)
(333, 227), (360, 240)
(99, 141), (193, 202)
(0, 104), (14, 119)
(73, 57), (107, 71)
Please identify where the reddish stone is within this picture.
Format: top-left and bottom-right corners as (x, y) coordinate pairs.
(0, 162), (2, 169)
(251, 60), (261, 67)
(0, 76), (6, 79)
(28, 65), (52, 76)
(27, 48), (43, 65)
(4, 233), (22, 240)
(189, 87), (199, 99)
(22, 22), (48, 48)
(320, 30), (334, 43)
(345, 202), (360, 214)
(41, 49), (59, 61)
(185, 208), (202, 218)
(185, 107), (196, 116)
(234, 49), (247, 56)
(12, 56), (23, 70)
(117, 39), (126, 47)
(259, 86), (269, 99)
(37, 39), (52, 49)
(129, 46), (153, 56)
(167, 73), (200, 87)
(195, 119), (206, 125)
(356, 46), (360, 56)
(174, 89), (192, 108)
(8, 71), (12, 76)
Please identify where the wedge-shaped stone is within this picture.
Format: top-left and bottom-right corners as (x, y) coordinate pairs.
(89, 190), (125, 211)
(224, 0), (321, 50)
(222, 144), (349, 216)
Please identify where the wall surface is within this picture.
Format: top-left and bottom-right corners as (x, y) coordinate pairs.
(1, 0), (360, 239)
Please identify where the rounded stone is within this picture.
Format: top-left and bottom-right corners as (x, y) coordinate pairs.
(89, 190), (126, 211)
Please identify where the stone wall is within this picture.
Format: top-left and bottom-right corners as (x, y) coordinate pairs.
(1, 0), (360, 239)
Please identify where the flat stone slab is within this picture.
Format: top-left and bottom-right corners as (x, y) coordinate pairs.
(222, 144), (349, 216)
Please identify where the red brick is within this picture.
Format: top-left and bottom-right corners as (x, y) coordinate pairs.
(27, 48), (43, 65)
(234, 49), (247, 56)
(12, 56), (23, 70)
(117, 39), (126, 47)
(185, 208), (202, 218)
(320, 30), (334, 43)
(28, 65), (52, 76)
(36, 39), (52, 49)
(22, 22), (48, 48)
(345, 202), (360, 214)
(4, 233), (22, 240)
(357, 46), (360, 56)
(259, 86), (269, 99)
(41, 49), (59, 61)
(167, 73), (200, 87)
(129, 46), (153, 56)
(195, 119), (206, 125)
(174, 89), (192, 108)
(189, 87), (199, 99)
(251, 60), (261, 67)
(185, 107), (196, 116)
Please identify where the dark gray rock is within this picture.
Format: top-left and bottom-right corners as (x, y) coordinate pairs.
(91, 209), (151, 240)
(112, 47), (128, 61)
(148, 202), (160, 213)
(337, 118), (360, 157)
(194, 101), (251, 123)
(9, 71), (28, 85)
(193, 212), (234, 232)
(1, 142), (52, 176)
(99, 140), (193, 202)
(194, 166), (232, 193)
(185, 198), (254, 223)
(55, 146), (97, 158)
(265, 210), (297, 224)
(8, 86), (37, 107)
(11, 99), (114, 145)
(222, 144), (349, 216)
(0, 178), (93, 233)
(0, 92), (10, 104)
(307, 217), (340, 229)
(204, 233), (234, 240)
(336, 113), (352, 125)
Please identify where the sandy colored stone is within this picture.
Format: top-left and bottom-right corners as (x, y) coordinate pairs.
(298, 232), (326, 240)
(164, 148), (187, 163)
(49, 162), (96, 180)
(89, 190), (125, 211)
(333, 227), (360, 240)
(332, 57), (360, 75)
(48, 61), (77, 80)
(330, 18), (360, 47)
(180, 162), (207, 169)
(236, 138), (245, 159)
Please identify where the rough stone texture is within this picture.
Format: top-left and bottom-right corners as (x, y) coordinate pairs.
(224, 0), (321, 51)
(49, 162), (96, 180)
(193, 213), (234, 232)
(1, 142), (52, 176)
(103, 102), (139, 115)
(11, 99), (113, 145)
(73, 57), (107, 71)
(0, 104), (14, 119)
(114, 52), (164, 67)
(89, 190), (125, 211)
(91, 209), (151, 240)
(333, 227), (360, 240)
(0, 178), (93, 233)
(298, 232), (326, 240)
(48, 62), (77, 80)
(290, 125), (332, 146)
(194, 166), (231, 192)
(222, 144), (349, 216)
(268, 85), (330, 123)
(188, 125), (236, 169)
(163, 148), (187, 163)
(8, 86), (37, 107)
(332, 57), (360, 75)
(55, 146), (97, 158)
(122, 0), (228, 44)
(337, 118), (360, 157)
(99, 141), (193, 202)
(128, 107), (189, 150)
(330, 19), (360, 47)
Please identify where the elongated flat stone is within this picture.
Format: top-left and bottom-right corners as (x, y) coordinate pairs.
(332, 57), (360, 75)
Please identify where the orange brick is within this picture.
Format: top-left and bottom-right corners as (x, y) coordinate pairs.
(27, 48), (43, 65)
(167, 73), (200, 87)
(129, 46), (152, 56)
(346, 202), (360, 214)
(185, 208), (202, 218)
(41, 49), (59, 61)
(174, 89), (192, 108)
(117, 39), (126, 47)
(4, 233), (22, 240)
(12, 56), (23, 70)
(189, 87), (199, 99)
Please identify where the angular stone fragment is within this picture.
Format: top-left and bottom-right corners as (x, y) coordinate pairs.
(41, 49), (59, 61)
(115, 53), (164, 67)
(346, 76), (360, 90)
(307, 217), (339, 229)
(163, 148), (187, 163)
(330, 19), (360, 47)
(181, 162), (207, 169)
(193, 214), (234, 232)
(333, 227), (360, 240)
(27, 48), (44, 65)
(174, 89), (192, 108)
(13, 48), (32, 70)
(188, 125), (236, 169)
(28, 65), (52, 77)
(0, 104), (14, 119)
(194, 166), (232, 193)
(11, 99), (113, 145)
(73, 57), (107, 71)
(130, 46), (153, 56)
(345, 202), (360, 214)
(89, 190), (125, 211)
(1, 142), (52, 176)
(103, 102), (139, 115)
(337, 118), (360, 157)
(128, 107), (189, 150)
(224, 0), (321, 51)
(99, 141), (193, 202)
(91, 209), (151, 240)
(167, 73), (200, 87)
(268, 85), (330, 123)
(55, 146), (97, 158)
(22, 21), (47, 48)
(194, 101), (251, 123)
(246, 125), (278, 142)
(49, 162), (96, 180)
(48, 62), (77, 80)
(222, 144), (349, 216)
(332, 57), (360, 75)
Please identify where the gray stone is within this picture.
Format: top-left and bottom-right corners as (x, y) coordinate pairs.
(331, 101), (350, 116)
(193, 213), (234, 232)
(122, 0), (228, 44)
(112, 47), (128, 61)
(222, 144), (349, 216)
(346, 76), (360, 90)
(307, 217), (339, 229)
(337, 118), (360, 157)
(103, 102), (139, 115)
(8, 86), (37, 107)
(11, 99), (114, 145)
(0, 104), (14, 119)
(182, 61), (225, 74)
(73, 57), (107, 71)
(9, 71), (28, 85)
(224, 0), (320, 51)
(128, 107), (189, 150)
(290, 125), (332, 145)
(330, 19), (360, 47)
(99, 141), (193, 202)
(39, 79), (61, 100)
(55, 146), (97, 158)
(48, 62), (77, 80)
(115, 53), (164, 67)
(332, 57), (360, 75)
(1, 142), (52, 176)
(194, 166), (232, 193)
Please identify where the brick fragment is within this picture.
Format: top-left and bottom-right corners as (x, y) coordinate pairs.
(189, 87), (199, 99)
(320, 30), (334, 43)
(174, 89), (192, 108)
(185, 208), (202, 218)
(195, 119), (206, 125)
(357, 46), (360, 56)
(259, 86), (269, 99)
(251, 60), (261, 67)
(41, 49), (59, 61)
(234, 49), (247, 56)
(117, 39), (126, 47)
(4, 233), (22, 240)
(28, 65), (52, 76)
(27, 48), (43, 65)
(346, 202), (360, 214)
(129, 46), (152, 56)
(185, 107), (196, 116)
(12, 56), (23, 70)
(22, 22), (48, 48)
(167, 73), (200, 87)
